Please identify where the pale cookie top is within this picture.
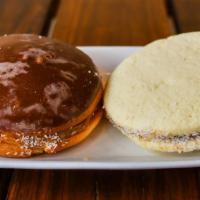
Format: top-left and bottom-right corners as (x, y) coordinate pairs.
(104, 32), (200, 137)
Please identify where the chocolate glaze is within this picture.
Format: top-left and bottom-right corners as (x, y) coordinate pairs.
(0, 34), (102, 132)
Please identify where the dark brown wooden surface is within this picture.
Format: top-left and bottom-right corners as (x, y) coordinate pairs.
(0, 0), (200, 199)
(53, 0), (172, 45)
(171, 0), (200, 32)
(0, 170), (12, 200)
(6, 169), (200, 200)
(0, 0), (53, 35)
(7, 170), (96, 200)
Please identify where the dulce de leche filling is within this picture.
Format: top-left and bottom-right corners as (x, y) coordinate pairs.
(0, 34), (102, 133)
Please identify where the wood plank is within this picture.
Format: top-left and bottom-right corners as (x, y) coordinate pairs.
(0, 0), (53, 35)
(7, 169), (200, 200)
(7, 170), (96, 200)
(171, 0), (200, 32)
(96, 169), (200, 200)
(53, 0), (173, 45)
(0, 170), (12, 200)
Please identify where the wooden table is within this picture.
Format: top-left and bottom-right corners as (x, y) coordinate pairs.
(0, 0), (200, 199)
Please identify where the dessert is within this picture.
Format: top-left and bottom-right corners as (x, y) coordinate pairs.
(104, 32), (200, 153)
(0, 34), (103, 157)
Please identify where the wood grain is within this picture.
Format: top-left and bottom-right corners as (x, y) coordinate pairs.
(97, 169), (200, 200)
(53, 0), (173, 45)
(0, 170), (12, 200)
(7, 169), (200, 200)
(7, 170), (96, 200)
(171, 0), (200, 32)
(0, 0), (53, 35)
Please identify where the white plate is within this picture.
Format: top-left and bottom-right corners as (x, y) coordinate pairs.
(1, 46), (200, 169)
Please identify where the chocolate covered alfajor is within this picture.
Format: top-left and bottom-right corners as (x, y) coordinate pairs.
(0, 34), (103, 157)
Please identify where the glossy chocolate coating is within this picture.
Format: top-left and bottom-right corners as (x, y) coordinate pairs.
(0, 34), (102, 132)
